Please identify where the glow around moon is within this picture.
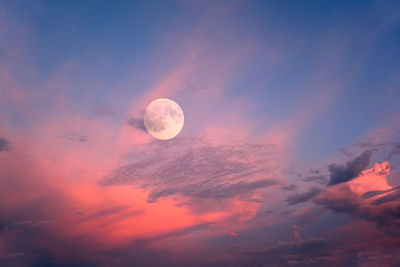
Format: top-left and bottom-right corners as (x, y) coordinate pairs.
(144, 98), (184, 140)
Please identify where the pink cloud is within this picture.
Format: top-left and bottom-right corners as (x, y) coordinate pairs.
(314, 161), (400, 232)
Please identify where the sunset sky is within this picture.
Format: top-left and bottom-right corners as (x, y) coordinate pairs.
(1, 1), (400, 266)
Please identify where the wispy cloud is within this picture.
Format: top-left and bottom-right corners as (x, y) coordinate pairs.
(286, 187), (322, 206)
(101, 137), (280, 202)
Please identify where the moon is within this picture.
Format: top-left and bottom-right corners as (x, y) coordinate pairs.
(144, 98), (184, 140)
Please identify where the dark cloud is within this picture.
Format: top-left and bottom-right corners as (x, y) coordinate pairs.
(362, 186), (400, 199)
(147, 179), (276, 202)
(286, 187), (322, 206)
(100, 137), (280, 202)
(5, 220), (51, 230)
(0, 137), (10, 151)
(128, 117), (146, 132)
(362, 190), (390, 199)
(281, 184), (298, 191)
(372, 188), (400, 205)
(303, 175), (328, 184)
(308, 168), (320, 175)
(314, 185), (400, 232)
(328, 150), (373, 185)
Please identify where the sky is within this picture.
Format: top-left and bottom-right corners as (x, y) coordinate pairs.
(1, 0), (400, 266)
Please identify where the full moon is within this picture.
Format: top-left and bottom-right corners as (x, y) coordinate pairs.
(144, 98), (184, 140)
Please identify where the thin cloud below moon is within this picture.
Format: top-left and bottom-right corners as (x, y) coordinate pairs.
(100, 137), (280, 202)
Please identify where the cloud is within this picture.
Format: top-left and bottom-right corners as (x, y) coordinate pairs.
(281, 184), (298, 191)
(245, 239), (333, 266)
(372, 188), (400, 205)
(362, 186), (400, 199)
(353, 130), (400, 161)
(386, 142), (400, 160)
(328, 150), (373, 185)
(314, 162), (400, 232)
(147, 179), (277, 203)
(0, 137), (10, 151)
(303, 175), (328, 184)
(101, 137), (280, 202)
(77, 206), (145, 223)
(313, 187), (359, 214)
(128, 117), (146, 132)
(286, 187), (322, 206)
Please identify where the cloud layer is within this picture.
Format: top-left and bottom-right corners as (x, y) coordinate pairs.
(101, 137), (280, 203)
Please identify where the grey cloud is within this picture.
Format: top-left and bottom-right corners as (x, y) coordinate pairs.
(286, 187), (322, 206)
(128, 117), (147, 132)
(362, 186), (400, 199)
(328, 150), (373, 185)
(5, 220), (51, 230)
(303, 175), (328, 184)
(362, 190), (389, 199)
(308, 168), (320, 175)
(314, 186), (400, 231)
(147, 179), (277, 202)
(372, 188), (400, 205)
(0, 137), (10, 151)
(100, 137), (280, 202)
(281, 184), (298, 191)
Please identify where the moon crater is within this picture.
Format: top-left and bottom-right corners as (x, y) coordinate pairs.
(144, 98), (184, 140)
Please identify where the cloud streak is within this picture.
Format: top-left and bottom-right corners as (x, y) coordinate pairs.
(101, 137), (280, 202)
(286, 187), (322, 206)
